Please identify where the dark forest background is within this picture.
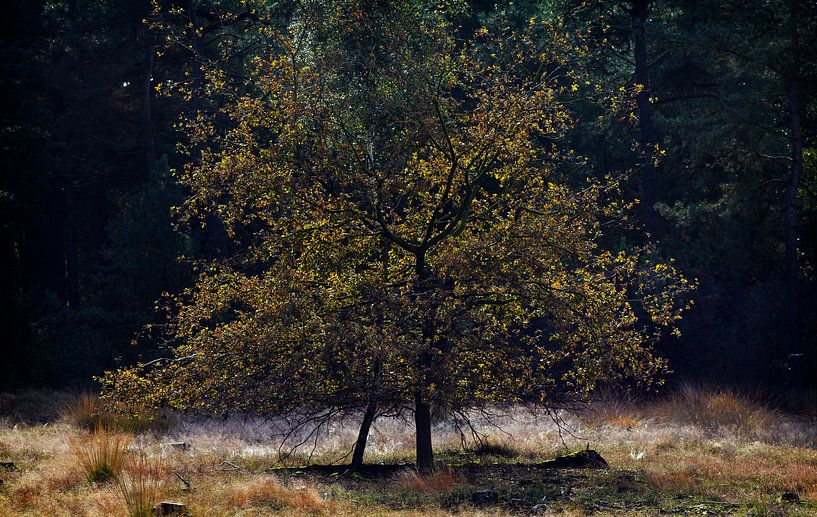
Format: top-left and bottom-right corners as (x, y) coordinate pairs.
(1, 0), (815, 391)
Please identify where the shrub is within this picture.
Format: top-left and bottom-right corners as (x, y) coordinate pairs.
(63, 392), (107, 431)
(114, 411), (173, 434)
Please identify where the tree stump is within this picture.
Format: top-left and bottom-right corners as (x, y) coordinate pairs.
(153, 501), (187, 515)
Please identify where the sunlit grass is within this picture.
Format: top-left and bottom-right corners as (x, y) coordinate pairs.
(394, 467), (459, 493)
(228, 476), (330, 513)
(117, 450), (166, 517)
(73, 425), (131, 484)
(0, 386), (815, 515)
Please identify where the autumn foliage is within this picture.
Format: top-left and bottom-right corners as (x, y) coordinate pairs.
(101, 1), (693, 471)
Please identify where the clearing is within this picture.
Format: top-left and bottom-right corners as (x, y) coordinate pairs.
(0, 387), (815, 516)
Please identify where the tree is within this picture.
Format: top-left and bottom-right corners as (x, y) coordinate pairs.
(102, 0), (692, 472)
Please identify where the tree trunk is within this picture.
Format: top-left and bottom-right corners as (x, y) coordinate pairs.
(351, 400), (377, 469)
(631, 0), (660, 237)
(414, 392), (435, 473)
(784, 0), (803, 387)
(414, 252), (436, 474)
(352, 238), (390, 469)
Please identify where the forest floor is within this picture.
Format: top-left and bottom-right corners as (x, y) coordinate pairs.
(1, 386), (816, 516)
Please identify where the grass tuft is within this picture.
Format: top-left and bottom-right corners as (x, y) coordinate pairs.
(230, 476), (328, 512)
(63, 392), (106, 431)
(649, 383), (775, 437)
(117, 450), (166, 517)
(394, 467), (458, 492)
(74, 425), (131, 484)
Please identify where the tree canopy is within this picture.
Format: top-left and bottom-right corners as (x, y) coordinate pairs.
(101, 0), (692, 471)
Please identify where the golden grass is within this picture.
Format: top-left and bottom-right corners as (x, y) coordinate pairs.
(646, 469), (699, 493)
(1, 387), (816, 515)
(604, 414), (642, 429)
(117, 450), (167, 517)
(2, 430), (71, 503)
(394, 467), (458, 492)
(647, 383), (776, 437)
(62, 392), (104, 431)
(73, 425), (132, 484)
(633, 440), (817, 504)
(229, 476), (330, 513)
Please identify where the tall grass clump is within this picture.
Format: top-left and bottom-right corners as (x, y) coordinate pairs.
(74, 425), (131, 484)
(63, 392), (172, 434)
(230, 476), (328, 513)
(63, 392), (107, 430)
(394, 467), (458, 492)
(117, 451), (165, 517)
(650, 383), (775, 438)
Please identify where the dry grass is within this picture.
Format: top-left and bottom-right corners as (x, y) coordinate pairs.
(1, 386), (816, 515)
(394, 467), (458, 492)
(229, 476), (330, 513)
(647, 383), (776, 437)
(604, 414), (641, 429)
(117, 451), (166, 517)
(646, 469), (699, 493)
(467, 440), (518, 458)
(62, 392), (106, 431)
(641, 443), (817, 502)
(73, 425), (132, 484)
(581, 398), (644, 430)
